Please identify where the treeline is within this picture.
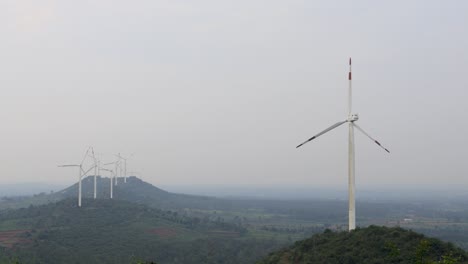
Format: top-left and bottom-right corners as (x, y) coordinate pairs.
(0, 198), (281, 264)
(0, 198), (246, 233)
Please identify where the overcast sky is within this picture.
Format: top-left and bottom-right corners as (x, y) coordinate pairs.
(1, 0), (467, 189)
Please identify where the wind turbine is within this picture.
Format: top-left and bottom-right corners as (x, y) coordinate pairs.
(114, 159), (120, 186)
(296, 58), (390, 231)
(115, 153), (122, 185)
(58, 164), (82, 207)
(89, 148), (101, 199)
(100, 168), (114, 199)
(116, 153), (133, 183)
(58, 147), (96, 207)
(102, 160), (119, 196)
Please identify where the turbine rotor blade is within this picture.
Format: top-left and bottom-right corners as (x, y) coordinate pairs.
(80, 147), (91, 166)
(353, 123), (390, 153)
(90, 147), (97, 161)
(296, 120), (348, 148)
(81, 166), (95, 177)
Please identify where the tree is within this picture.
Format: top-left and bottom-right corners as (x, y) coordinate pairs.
(414, 239), (431, 264)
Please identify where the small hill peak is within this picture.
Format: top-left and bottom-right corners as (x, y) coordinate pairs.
(257, 226), (468, 264)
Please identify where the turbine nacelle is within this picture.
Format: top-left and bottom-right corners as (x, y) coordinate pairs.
(348, 113), (359, 122)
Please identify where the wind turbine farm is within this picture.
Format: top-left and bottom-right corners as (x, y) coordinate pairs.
(58, 147), (137, 206)
(1, 1), (468, 263)
(0, 56), (463, 263)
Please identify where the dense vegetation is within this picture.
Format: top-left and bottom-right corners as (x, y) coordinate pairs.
(0, 199), (281, 264)
(1, 177), (468, 263)
(257, 226), (468, 264)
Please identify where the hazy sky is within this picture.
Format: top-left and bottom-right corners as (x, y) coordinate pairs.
(1, 0), (467, 189)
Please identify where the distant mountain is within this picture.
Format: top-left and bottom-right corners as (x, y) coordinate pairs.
(257, 225), (468, 264)
(0, 198), (280, 264)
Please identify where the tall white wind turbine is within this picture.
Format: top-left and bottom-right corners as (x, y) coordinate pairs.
(100, 168), (114, 199)
(102, 160), (119, 186)
(114, 159), (120, 186)
(116, 153), (133, 183)
(296, 58), (390, 231)
(89, 148), (100, 199)
(58, 147), (96, 207)
(58, 164), (82, 207)
(102, 161), (118, 197)
(116, 153), (122, 184)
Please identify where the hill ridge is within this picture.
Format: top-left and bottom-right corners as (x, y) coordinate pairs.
(72, 176), (222, 209)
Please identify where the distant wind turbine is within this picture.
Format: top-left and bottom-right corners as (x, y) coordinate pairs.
(102, 160), (119, 186)
(116, 153), (133, 183)
(296, 58), (390, 231)
(89, 148), (100, 199)
(114, 159), (120, 186)
(58, 147), (96, 207)
(100, 168), (114, 199)
(58, 164), (82, 206)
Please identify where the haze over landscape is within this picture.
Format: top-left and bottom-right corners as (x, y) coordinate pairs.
(1, 0), (467, 189)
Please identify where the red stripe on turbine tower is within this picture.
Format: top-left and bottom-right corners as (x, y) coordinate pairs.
(349, 57), (352, 80)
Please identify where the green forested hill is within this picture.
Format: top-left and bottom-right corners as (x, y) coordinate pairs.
(257, 226), (468, 264)
(0, 199), (281, 264)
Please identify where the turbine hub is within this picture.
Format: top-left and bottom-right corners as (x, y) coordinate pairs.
(348, 113), (359, 122)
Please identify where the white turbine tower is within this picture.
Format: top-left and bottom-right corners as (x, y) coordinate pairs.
(114, 159), (120, 186)
(89, 148), (101, 199)
(116, 153), (133, 183)
(58, 164), (82, 207)
(116, 153), (122, 185)
(102, 160), (118, 197)
(100, 168), (114, 199)
(296, 58), (390, 231)
(58, 147), (96, 207)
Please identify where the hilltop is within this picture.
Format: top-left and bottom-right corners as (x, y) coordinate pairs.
(257, 225), (468, 264)
(57, 176), (201, 208)
(58, 176), (262, 211)
(0, 176), (225, 211)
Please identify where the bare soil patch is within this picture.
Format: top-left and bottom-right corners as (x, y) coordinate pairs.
(0, 229), (31, 248)
(148, 228), (177, 238)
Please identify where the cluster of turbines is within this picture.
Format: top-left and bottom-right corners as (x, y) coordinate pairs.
(58, 147), (135, 207)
